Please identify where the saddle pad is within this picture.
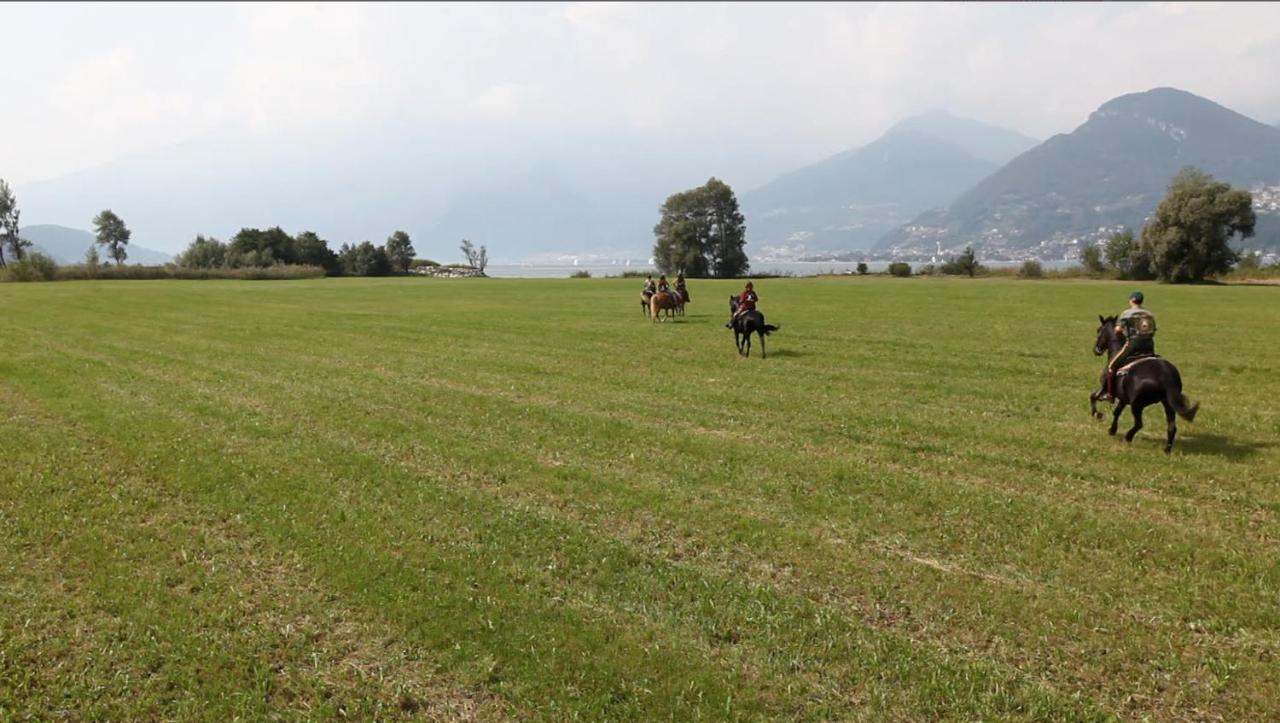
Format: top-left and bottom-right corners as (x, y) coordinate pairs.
(1117, 355), (1160, 375)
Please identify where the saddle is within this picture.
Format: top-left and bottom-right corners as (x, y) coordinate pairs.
(1116, 354), (1160, 376)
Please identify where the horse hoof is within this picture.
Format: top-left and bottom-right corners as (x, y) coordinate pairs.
(1164, 446), (1172, 454)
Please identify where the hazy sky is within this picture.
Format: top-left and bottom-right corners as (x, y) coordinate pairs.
(6, 1), (1280, 187)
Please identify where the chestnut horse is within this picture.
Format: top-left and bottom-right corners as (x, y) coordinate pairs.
(649, 291), (683, 322)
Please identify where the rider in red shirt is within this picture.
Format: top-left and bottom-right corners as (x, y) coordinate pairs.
(726, 282), (758, 327)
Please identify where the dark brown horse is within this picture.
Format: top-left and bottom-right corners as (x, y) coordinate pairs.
(1090, 315), (1198, 453)
(728, 296), (779, 357)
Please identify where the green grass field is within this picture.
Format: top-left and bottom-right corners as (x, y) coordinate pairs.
(1, 276), (1277, 720)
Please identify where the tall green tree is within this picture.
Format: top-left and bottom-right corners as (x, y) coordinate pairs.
(652, 177), (747, 277)
(176, 235), (228, 268)
(295, 231), (341, 275)
(1140, 167), (1255, 283)
(93, 209), (131, 266)
(1103, 228), (1153, 280)
(653, 192), (709, 277)
(702, 178), (748, 277)
(229, 226), (297, 266)
(338, 241), (391, 277)
(385, 230), (415, 273)
(0, 179), (31, 266)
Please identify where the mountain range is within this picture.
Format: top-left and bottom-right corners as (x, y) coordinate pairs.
(12, 87), (1280, 263)
(877, 88), (1280, 258)
(739, 111), (1037, 256)
(20, 225), (171, 265)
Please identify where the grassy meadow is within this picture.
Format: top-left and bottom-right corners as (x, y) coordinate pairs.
(1, 275), (1277, 720)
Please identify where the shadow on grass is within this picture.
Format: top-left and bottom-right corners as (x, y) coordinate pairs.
(764, 348), (808, 358)
(1176, 432), (1274, 461)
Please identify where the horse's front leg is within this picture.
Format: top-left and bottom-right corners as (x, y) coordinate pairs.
(1109, 400), (1127, 436)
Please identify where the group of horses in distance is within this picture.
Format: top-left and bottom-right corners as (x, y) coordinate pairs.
(639, 285), (1197, 450)
(638, 284), (780, 359)
(642, 289), (687, 321)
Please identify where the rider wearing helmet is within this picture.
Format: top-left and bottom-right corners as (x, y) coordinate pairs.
(726, 281), (758, 328)
(658, 275), (671, 294)
(1102, 290), (1157, 400)
(675, 273), (689, 302)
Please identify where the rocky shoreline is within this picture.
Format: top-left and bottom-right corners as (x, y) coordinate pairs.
(410, 265), (487, 278)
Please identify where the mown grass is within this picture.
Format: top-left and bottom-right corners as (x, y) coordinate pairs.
(1, 276), (1277, 720)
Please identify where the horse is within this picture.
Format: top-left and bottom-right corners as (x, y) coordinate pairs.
(728, 296), (779, 358)
(640, 291), (654, 317)
(1089, 315), (1199, 453)
(650, 290), (682, 322)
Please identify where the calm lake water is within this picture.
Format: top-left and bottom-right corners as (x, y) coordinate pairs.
(486, 260), (1079, 278)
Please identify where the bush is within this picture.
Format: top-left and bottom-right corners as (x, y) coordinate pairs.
(1018, 260), (1044, 278)
(855, 262), (868, 275)
(570, 270), (592, 278)
(409, 258), (441, 269)
(338, 241), (392, 277)
(1080, 244), (1106, 274)
(940, 246), (983, 277)
(888, 262), (912, 277)
(3, 251), (59, 281)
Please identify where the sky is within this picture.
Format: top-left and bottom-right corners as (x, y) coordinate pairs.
(5, 1), (1280, 188)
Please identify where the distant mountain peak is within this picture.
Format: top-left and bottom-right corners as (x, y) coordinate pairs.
(877, 87), (1280, 257)
(740, 112), (1038, 254)
(1087, 86), (1267, 134)
(882, 110), (1039, 166)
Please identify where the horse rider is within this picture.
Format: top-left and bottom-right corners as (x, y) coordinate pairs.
(1101, 290), (1157, 401)
(657, 275), (671, 295)
(641, 275), (656, 299)
(726, 281), (759, 328)
(675, 273), (689, 302)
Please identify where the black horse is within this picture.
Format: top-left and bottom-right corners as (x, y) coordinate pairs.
(728, 296), (779, 358)
(1090, 315), (1199, 453)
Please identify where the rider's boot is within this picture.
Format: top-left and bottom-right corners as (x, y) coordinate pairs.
(1100, 370), (1114, 402)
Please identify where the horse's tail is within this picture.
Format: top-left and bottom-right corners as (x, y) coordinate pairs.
(1161, 360), (1198, 422)
(762, 324), (780, 335)
(1171, 392), (1199, 422)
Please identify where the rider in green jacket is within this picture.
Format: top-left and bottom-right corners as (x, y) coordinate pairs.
(1102, 290), (1157, 400)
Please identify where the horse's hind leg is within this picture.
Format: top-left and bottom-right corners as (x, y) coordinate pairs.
(1162, 399), (1176, 454)
(1109, 401), (1127, 436)
(1124, 403), (1145, 443)
(759, 331), (766, 359)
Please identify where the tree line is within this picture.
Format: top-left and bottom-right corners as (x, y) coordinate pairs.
(1, 177), (492, 280)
